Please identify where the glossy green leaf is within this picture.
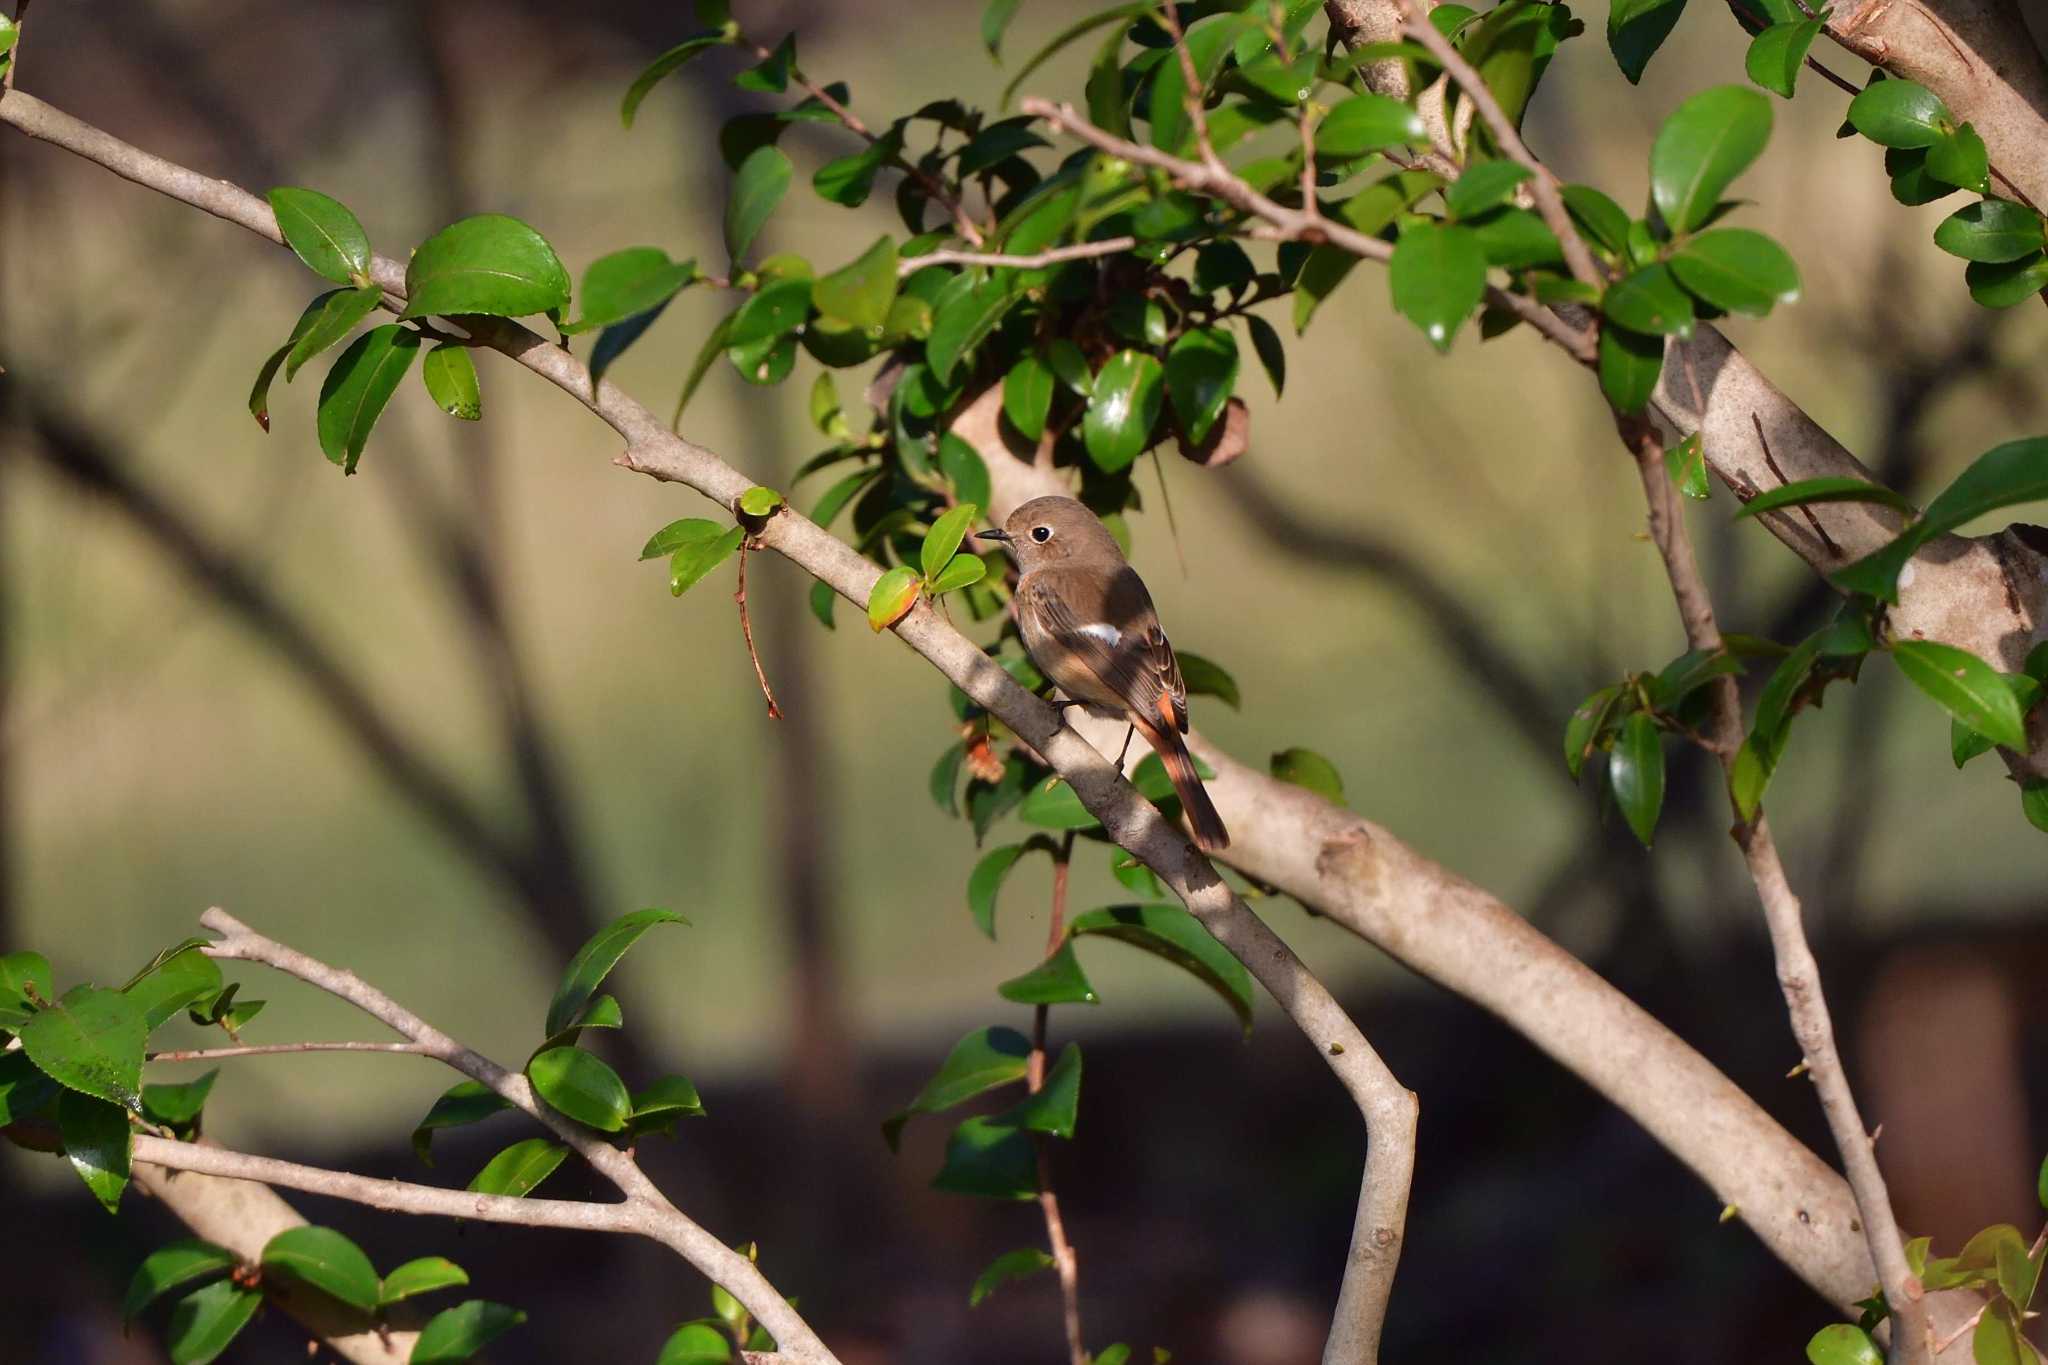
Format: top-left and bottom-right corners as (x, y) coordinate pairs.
(410, 1080), (511, 1164)
(1746, 17), (1826, 99)
(734, 31), (794, 92)
(628, 1074), (707, 1137)
(1444, 161), (1533, 219)
(932, 1114), (1037, 1199)
(1240, 313), (1284, 397)
(123, 1240), (237, 1321)
(1008, 1042), (1082, 1138)
(621, 33), (726, 127)
(19, 984), (146, 1112)
(1000, 3), (1146, 108)
(1314, 93), (1426, 158)
(124, 944), (223, 1033)
(546, 908), (687, 1037)
(1951, 677), (2042, 766)
(969, 1248), (1055, 1307)
(1604, 262), (1696, 336)
(414, 343), (481, 422)
(1003, 353), (1056, 442)
(1833, 437), (2048, 600)
(1737, 477), (1916, 520)
(1892, 639), (2027, 749)
(1176, 651), (1239, 709)
(882, 1025), (1032, 1150)
(923, 503), (980, 582)
(378, 1257), (469, 1308)
(1649, 647), (1744, 706)
(2037, 1148), (2048, 1207)
(1668, 228), (1801, 315)
(262, 1225), (380, 1313)
(1966, 252), (2048, 308)
(527, 1046), (631, 1131)
(0, 1048), (58, 1123)
(1083, 349), (1165, 472)
(317, 324), (420, 473)
(1847, 79), (1950, 149)
(929, 553), (989, 595)
(268, 187), (372, 285)
(1664, 431), (1711, 499)
(1925, 122), (1989, 194)
(142, 1070), (219, 1130)
(1598, 322), (1663, 414)
(1562, 184), (1630, 254)
(656, 1322), (733, 1365)
(166, 1280), (261, 1365)
(670, 527), (744, 595)
(673, 311), (736, 424)
(467, 1137), (569, 1197)
(284, 284), (385, 381)
(813, 236), (899, 330)
(997, 940), (1099, 1005)
(967, 844), (1031, 939)
(1934, 199), (2046, 264)
(868, 565), (922, 632)
(1972, 1304), (2031, 1365)
(1564, 685), (1622, 780)
(1609, 710), (1665, 847)
(727, 278), (812, 348)
(1164, 326), (1238, 445)
(402, 215), (568, 320)
(1, 949), (54, 1028)
(1147, 15), (1244, 153)
(1651, 85), (1772, 234)
(411, 1300), (527, 1364)
(1389, 224), (1487, 352)
(566, 247), (695, 331)
(641, 518), (726, 561)
(982, 0), (1022, 58)
(1270, 746), (1344, 803)
(1607, 0), (1688, 83)
(725, 146), (794, 263)
(927, 275), (1017, 384)
(1805, 1323), (1881, 1365)
(60, 1090), (132, 1213)
(958, 118), (1050, 177)
(1070, 902), (1254, 1030)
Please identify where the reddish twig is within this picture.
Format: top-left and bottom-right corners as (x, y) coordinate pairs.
(736, 541), (784, 720)
(1030, 830), (1085, 1365)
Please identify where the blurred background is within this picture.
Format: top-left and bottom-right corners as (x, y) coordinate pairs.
(2, 2), (2045, 1361)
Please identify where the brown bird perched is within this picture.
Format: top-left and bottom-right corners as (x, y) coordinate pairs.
(977, 496), (1230, 852)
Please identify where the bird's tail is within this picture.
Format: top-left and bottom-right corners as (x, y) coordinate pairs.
(1138, 720), (1230, 852)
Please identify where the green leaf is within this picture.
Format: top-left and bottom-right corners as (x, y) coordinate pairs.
(566, 247), (695, 331)
(927, 275), (1018, 384)
(380, 1257), (470, 1307)
(268, 188), (372, 285)
(1609, 710), (1666, 847)
(725, 146), (794, 264)
(628, 1074), (707, 1138)
(1165, 327), (1238, 445)
(734, 30), (794, 92)
(1562, 184), (1630, 254)
(1314, 94), (1426, 158)
(124, 1240), (237, 1321)
(1083, 349), (1166, 472)
(1649, 647), (1744, 706)
(1934, 199), (2046, 264)
(1270, 747), (1344, 803)
(1564, 685), (1622, 779)
(1951, 677), (2042, 766)
(1598, 322), (1664, 414)
(411, 1300), (527, 1363)
(1008, 1042), (1082, 1138)
(317, 324), (420, 473)
(621, 33), (726, 128)
(1925, 122), (1989, 194)
(20, 984), (146, 1112)
(166, 1280), (262, 1365)
(466, 1138), (569, 1197)
(421, 343), (482, 420)
(1737, 477), (1916, 520)
(967, 844), (1031, 939)
(970, 1248), (1055, 1307)
(1746, 17), (1826, 99)
(673, 311), (736, 424)
(2038, 1147), (2048, 1207)
(142, 1070), (219, 1130)
(1650, 85), (1772, 234)
(1966, 251), (2048, 308)
(813, 236), (899, 330)
(262, 1226), (380, 1313)
(1668, 228), (1801, 316)
(527, 1046), (632, 1131)
(868, 565), (922, 632)
(882, 1025), (1032, 1150)
(284, 284), (386, 381)
(1175, 652), (1240, 709)
(930, 554), (989, 595)
(997, 940), (1099, 1005)
(1147, 15), (1243, 154)
(1444, 161), (1532, 219)
(1070, 902), (1255, 1031)
(670, 527), (744, 595)
(736, 487), (783, 521)
(727, 277), (813, 348)
(402, 215), (569, 320)
(1389, 224), (1487, 352)
(1003, 354), (1056, 442)
(641, 518), (726, 560)
(959, 117), (1052, 176)
(1607, 0), (1688, 83)
(1847, 79), (1950, 149)
(1892, 639), (2027, 749)
(0, 1048), (57, 1125)
(1973, 1306), (2030, 1365)
(410, 1080), (511, 1164)
(1604, 262), (1696, 337)
(932, 1114), (1037, 1199)
(1834, 436), (2048, 600)
(923, 503), (981, 582)
(1243, 314), (1285, 396)
(546, 908), (685, 1037)
(808, 578), (837, 630)
(1001, 3), (1146, 108)
(1, 949), (54, 1028)
(125, 944), (223, 1033)
(1805, 1323), (1882, 1365)
(60, 1090), (132, 1213)
(983, 0), (1023, 58)
(1664, 431), (1711, 499)
(657, 1322), (734, 1365)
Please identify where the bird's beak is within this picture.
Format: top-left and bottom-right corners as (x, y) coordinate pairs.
(974, 528), (1012, 543)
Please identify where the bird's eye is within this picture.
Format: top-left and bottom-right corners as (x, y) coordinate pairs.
(1031, 525), (1052, 543)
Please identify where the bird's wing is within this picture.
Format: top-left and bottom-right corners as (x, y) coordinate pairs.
(1020, 568), (1187, 734)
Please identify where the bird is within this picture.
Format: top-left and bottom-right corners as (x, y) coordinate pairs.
(977, 495), (1231, 852)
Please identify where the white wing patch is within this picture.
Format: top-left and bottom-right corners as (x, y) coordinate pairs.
(1076, 622), (1122, 648)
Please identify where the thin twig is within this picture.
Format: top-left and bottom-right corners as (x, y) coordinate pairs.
(735, 540), (783, 720)
(1030, 831), (1085, 1365)
(1617, 417), (1930, 1363)
(897, 237), (1135, 277)
(148, 1041), (437, 1062)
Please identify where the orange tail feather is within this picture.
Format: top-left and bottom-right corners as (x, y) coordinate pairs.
(1138, 721), (1230, 852)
